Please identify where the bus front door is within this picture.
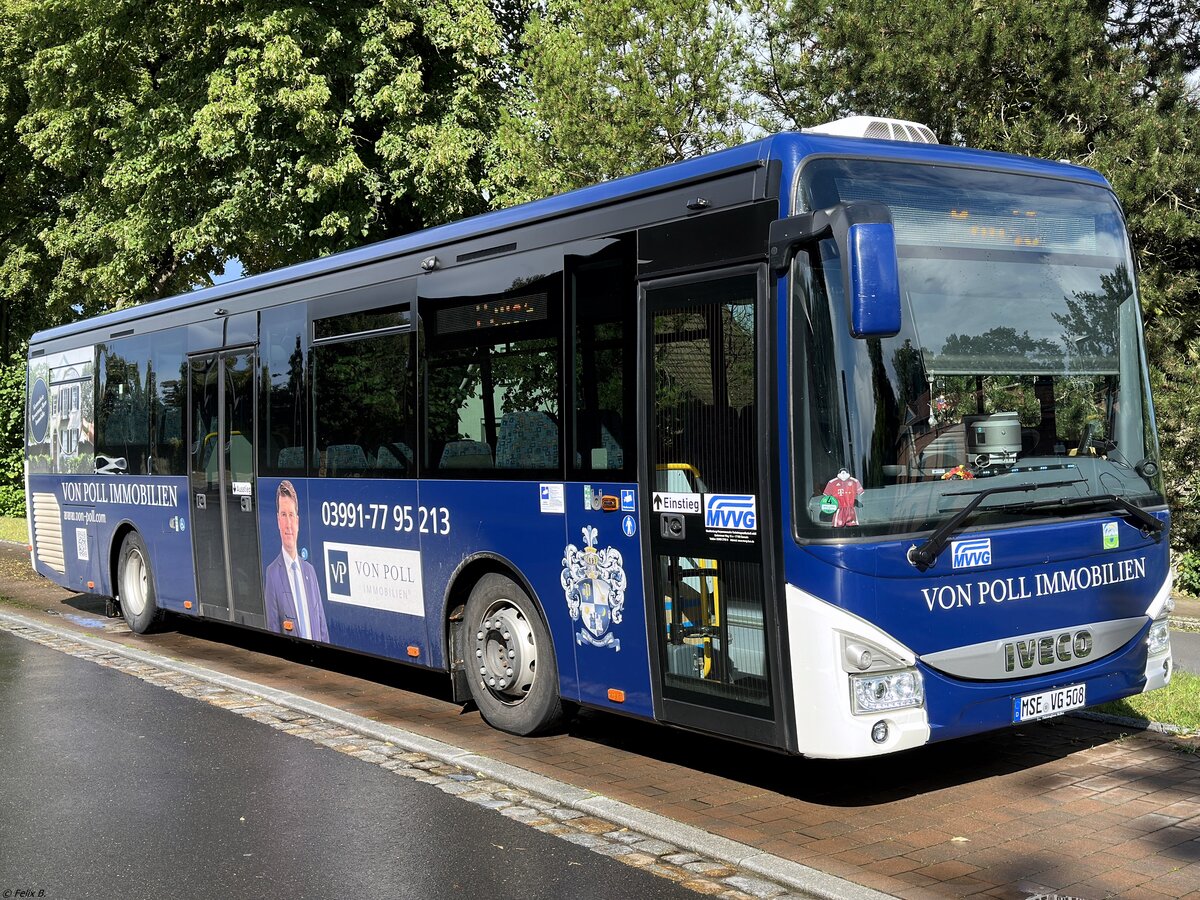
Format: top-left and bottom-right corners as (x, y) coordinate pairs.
(188, 350), (266, 628)
(644, 268), (787, 748)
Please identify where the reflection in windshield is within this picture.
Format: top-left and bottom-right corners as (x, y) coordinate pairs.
(792, 160), (1165, 539)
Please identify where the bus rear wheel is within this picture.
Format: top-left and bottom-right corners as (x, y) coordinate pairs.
(117, 531), (164, 634)
(464, 574), (563, 736)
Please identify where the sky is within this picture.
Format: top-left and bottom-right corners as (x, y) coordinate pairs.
(211, 258), (245, 285)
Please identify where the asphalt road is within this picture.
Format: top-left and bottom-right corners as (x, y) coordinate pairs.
(0, 628), (696, 900)
(1171, 626), (1200, 674)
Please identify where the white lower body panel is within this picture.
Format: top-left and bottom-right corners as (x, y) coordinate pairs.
(786, 584), (930, 759)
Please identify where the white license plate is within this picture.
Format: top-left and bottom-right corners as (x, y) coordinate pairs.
(1012, 684), (1086, 723)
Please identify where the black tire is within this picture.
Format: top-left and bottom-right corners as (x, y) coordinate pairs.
(117, 531), (165, 634)
(464, 573), (563, 736)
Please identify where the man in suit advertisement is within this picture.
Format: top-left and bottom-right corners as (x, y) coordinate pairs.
(265, 479), (330, 641)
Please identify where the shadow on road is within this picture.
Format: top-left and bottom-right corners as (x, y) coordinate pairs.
(41, 596), (1153, 809)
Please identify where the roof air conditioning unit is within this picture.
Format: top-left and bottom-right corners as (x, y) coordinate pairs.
(805, 116), (938, 144)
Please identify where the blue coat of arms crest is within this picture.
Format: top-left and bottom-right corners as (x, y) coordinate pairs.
(561, 526), (626, 650)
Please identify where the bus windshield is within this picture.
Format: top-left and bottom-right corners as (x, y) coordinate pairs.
(793, 158), (1165, 538)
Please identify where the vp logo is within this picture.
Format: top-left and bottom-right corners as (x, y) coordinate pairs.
(326, 548), (351, 596)
(704, 494), (757, 531)
(951, 537), (992, 569)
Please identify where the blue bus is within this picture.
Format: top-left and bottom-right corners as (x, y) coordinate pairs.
(25, 116), (1173, 758)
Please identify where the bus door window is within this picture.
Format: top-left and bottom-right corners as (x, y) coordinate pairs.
(187, 350), (265, 626)
(191, 357), (220, 489)
(224, 353), (254, 488)
(646, 271), (772, 719)
(188, 354), (227, 613)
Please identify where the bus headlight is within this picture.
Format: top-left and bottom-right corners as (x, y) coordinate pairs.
(1147, 619), (1171, 657)
(850, 668), (924, 714)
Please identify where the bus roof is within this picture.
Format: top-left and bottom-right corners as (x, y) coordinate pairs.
(30, 131), (1112, 347)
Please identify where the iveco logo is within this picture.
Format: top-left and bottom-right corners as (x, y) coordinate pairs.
(951, 537), (991, 569)
(1004, 629), (1093, 673)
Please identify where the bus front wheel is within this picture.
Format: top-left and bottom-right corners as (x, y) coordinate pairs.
(464, 574), (563, 736)
(117, 531), (164, 634)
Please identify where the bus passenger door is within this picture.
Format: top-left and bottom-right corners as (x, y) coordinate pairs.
(188, 349), (266, 627)
(643, 268), (785, 747)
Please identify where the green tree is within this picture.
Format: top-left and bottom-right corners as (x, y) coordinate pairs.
(1, 0), (523, 509)
(1, 0), (513, 323)
(0, 3), (61, 355)
(488, 0), (748, 205)
(0, 348), (26, 516)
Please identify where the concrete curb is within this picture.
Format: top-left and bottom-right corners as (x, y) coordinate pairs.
(1170, 615), (1200, 632)
(0, 607), (891, 900)
(1072, 709), (1198, 738)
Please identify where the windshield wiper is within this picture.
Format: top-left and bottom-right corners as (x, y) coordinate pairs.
(980, 493), (1166, 534)
(907, 479), (1081, 571)
(1032, 493), (1166, 538)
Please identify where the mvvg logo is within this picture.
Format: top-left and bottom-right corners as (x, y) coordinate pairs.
(327, 548), (351, 596)
(704, 494), (757, 531)
(951, 537), (992, 569)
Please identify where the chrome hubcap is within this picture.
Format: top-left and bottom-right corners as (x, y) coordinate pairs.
(122, 548), (148, 617)
(474, 600), (537, 704)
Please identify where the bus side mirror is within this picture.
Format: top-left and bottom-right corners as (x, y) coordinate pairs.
(847, 221), (901, 338)
(770, 200), (902, 339)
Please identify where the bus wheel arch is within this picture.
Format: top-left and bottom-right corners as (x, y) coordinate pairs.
(445, 559), (564, 736)
(108, 522), (137, 599)
(113, 528), (165, 634)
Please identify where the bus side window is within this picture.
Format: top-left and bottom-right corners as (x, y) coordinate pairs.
(420, 248), (565, 478)
(96, 334), (153, 475)
(311, 320), (415, 479)
(150, 330), (186, 475)
(260, 305), (310, 477)
(423, 333), (561, 476)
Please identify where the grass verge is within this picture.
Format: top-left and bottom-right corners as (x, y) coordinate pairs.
(1091, 669), (1200, 733)
(0, 516), (26, 545)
